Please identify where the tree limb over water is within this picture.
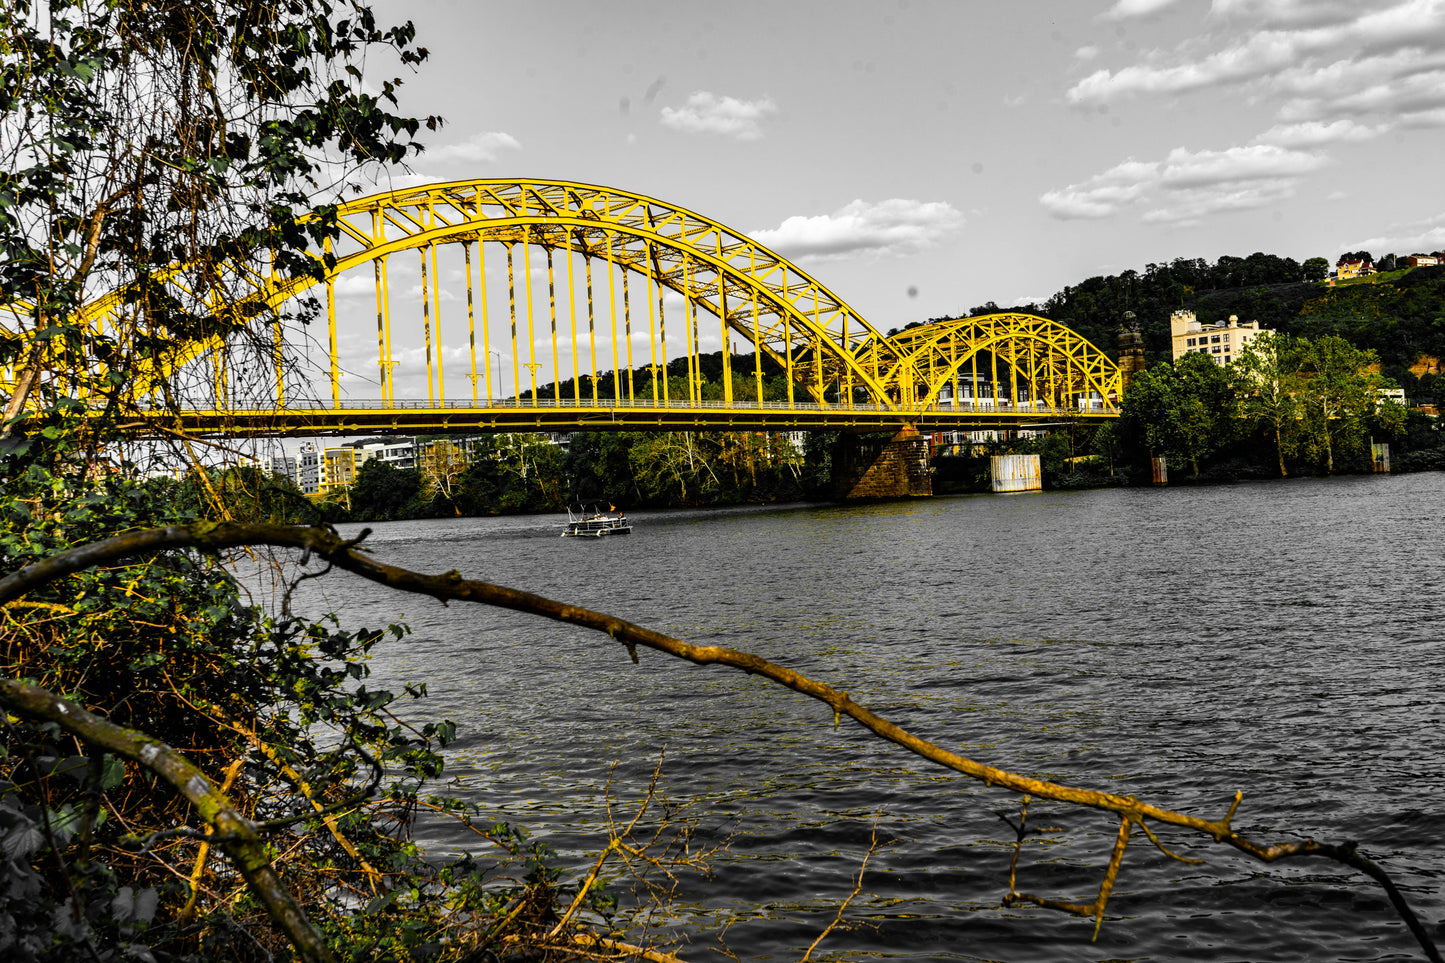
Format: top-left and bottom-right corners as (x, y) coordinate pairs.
(1, 521), (1439, 962)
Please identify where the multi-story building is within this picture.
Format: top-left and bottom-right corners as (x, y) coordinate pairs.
(1170, 310), (1268, 366)
(356, 438), (416, 469)
(262, 443), (320, 494)
(320, 445), (374, 495)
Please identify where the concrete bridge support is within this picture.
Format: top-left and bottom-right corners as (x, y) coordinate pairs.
(842, 426), (932, 499)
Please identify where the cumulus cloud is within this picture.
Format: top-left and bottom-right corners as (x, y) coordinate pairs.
(1347, 213), (1445, 253)
(1041, 145), (1327, 224)
(1047, 1), (1445, 225)
(660, 92), (778, 140)
(1210, 0), (1363, 28)
(1103, 0), (1189, 18)
(1257, 119), (1387, 146)
(748, 199), (964, 260)
(1068, 1), (1445, 107)
(422, 131), (522, 164)
(1040, 159), (1160, 220)
(1158, 143), (1329, 186)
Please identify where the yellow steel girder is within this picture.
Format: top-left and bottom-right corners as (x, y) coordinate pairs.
(4, 180), (1123, 429)
(856, 313), (1122, 410)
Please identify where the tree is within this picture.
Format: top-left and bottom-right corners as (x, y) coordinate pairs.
(419, 438), (472, 508)
(1296, 335), (1391, 473)
(1118, 354), (1236, 478)
(0, 0), (435, 439)
(350, 458), (422, 520)
(0, 3), (541, 959)
(1231, 331), (1303, 476)
(1302, 256), (1330, 281)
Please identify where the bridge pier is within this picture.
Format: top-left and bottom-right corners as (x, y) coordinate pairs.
(841, 426), (932, 500)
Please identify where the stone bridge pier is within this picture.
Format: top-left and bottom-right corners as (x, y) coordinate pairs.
(841, 426), (932, 499)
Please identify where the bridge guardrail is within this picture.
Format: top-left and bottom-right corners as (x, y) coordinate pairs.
(150, 397), (1111, 417)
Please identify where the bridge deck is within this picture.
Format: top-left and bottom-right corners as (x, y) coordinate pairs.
(143, 398), (1118, 436)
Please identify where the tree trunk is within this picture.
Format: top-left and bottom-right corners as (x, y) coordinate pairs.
(1275, 425), (1288, 477)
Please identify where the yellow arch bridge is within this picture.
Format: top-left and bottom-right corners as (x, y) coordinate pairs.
(2, 179), (1121, 437)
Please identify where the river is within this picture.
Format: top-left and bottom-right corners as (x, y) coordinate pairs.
(296, 473), (1445, 962)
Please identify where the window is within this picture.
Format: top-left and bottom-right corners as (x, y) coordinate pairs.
(1187, 338), (1195, 346)
(1212, 346), (1221, 353)
(1211, 335), (1221, 343)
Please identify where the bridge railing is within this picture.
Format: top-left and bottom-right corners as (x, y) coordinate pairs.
(163, 397), (1113, 416)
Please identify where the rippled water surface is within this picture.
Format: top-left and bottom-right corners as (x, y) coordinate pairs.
(296, 474), (1445, 961)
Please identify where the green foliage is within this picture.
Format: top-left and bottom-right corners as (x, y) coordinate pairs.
(1294, 335), (1390, 473)
(1119, 353), (1236, 477)
(0, 429), (579, 960)
(350, 458), (424, 520)
(1231, 331), (1304, 477)
(0, 2), (623, 959)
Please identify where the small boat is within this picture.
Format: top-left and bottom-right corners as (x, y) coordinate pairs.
(561, 504), (632, 538)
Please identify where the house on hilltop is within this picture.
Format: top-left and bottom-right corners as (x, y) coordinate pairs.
(1335, 255), (1375, 280)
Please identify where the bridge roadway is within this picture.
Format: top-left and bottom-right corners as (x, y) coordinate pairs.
(148, 396), (1116, 437)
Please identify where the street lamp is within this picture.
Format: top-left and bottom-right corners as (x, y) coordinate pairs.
(489, 351), (503, 402)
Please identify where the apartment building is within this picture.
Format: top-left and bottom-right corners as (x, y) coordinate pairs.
(262, 443), (320, 494)
(1170, 310), (1267, 366)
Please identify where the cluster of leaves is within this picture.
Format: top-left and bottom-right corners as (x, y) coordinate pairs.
(0, 0), (436, 430)
(0, 427), (593, 961)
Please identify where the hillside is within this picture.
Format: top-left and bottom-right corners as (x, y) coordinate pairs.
(936, 258), (1445, 406)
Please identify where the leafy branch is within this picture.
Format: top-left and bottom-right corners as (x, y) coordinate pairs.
(0, 677), (337, 963)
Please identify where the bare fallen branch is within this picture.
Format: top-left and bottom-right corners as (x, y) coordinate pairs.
(2, 520), (1439, 961)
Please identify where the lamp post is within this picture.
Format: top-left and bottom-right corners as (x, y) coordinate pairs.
(489, 351), (503, 402)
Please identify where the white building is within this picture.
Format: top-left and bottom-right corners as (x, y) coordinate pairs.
(262, 443), (320, 494)
(1171, 311), (1268, 366)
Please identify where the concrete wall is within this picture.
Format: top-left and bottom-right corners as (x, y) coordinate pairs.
(990, 454), (1041, 493)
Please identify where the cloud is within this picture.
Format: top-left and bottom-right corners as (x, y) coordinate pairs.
(659, 92), (778, 140)
(422, 131), (522, 165)
(1075, 45), (1101, 61)
(1040, 145), (1327, 223)
(748, 199), (964, 260)
(1210, 0), (1363, 28)
(1067, 1), (1445, 108)
(1048, 1), (1445, 225)
(1158, 143), (1329, 187)
(1039, 159), (1161, 220)
(1347, 213), (1445, 253)
(1103, 0), (1189, 18)
(1257, 119), (1387, 146)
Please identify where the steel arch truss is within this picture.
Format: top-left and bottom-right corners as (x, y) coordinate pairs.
(299, 179), (895, 409)
(859, 313), (1122, 413)
(4, 180), (1122, 433)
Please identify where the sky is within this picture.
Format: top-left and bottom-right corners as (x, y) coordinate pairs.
(351, 0), (1445, 338)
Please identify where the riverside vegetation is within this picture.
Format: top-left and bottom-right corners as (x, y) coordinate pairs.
(1, 3), (1442, 962)
(257, 321), (1433, 526)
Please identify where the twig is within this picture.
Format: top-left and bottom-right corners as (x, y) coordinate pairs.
(800, 815), (882, 962)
